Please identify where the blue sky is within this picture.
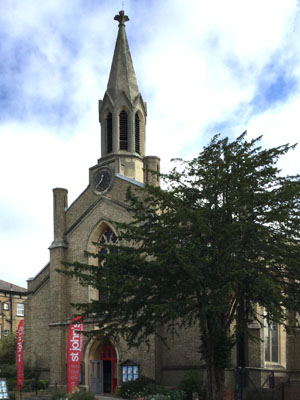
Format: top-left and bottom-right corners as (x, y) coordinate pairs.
(1, 0), (300, 287)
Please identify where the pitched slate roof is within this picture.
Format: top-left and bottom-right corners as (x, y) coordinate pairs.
(0, 279), (27, 293)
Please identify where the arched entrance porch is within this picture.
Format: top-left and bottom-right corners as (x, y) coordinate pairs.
(86, 340), (118, 394)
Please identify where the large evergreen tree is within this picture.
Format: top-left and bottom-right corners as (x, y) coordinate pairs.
(63, 133), (300, 400)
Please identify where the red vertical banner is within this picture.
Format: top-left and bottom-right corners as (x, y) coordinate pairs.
(67, 316), (84, 393)
(16, 320), (24, 391)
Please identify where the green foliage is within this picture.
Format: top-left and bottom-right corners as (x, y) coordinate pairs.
(0, 333), (16, 365)
(165, 390), (187, 400)
(119, 376), (156, 398)
(51, 389), (93, 400)
(3, 364), (44, 391)
(118, 377), (185, 400)
(40, 380), (49, 389)
(178, 372), (206, 400)
(141, 383), (167, 396)
(213, 334), (233, 369)
(143, 393), (186, 400)
(169, 389), (188, 400)
(0, 364), (16, 378)
(9, 377), (48, 393)
(0, 334), (45, 392)
(0, 334), (46, 394)
(114, 386), (121, 396)
(143, 395), (168, 400)
(6, 377), (17, 391)
(61, 134), (300, 400)
(68, 390), (94, 400)
(51, 392), (67, 400)
(24, 363), (40, 379)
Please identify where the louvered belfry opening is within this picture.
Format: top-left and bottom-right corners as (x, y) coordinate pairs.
(106, 112), (113, 153)
(135, 112), (140, 154)
(119, 110), (128, 150)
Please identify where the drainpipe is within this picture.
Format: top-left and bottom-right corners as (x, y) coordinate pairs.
(9, 284), (13, 333)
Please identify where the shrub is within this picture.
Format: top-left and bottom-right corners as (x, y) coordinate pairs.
(144, 395), (169, 400)
(1, 364), (16, 378)
(114, 386), (121, 396)
(164, 390), (186, 400)
(51, 392), (67, 400)
(40, 380), (49, 390)
(52, 390), (94, 400)
(144, 389), (186, 400)
(6, 377), (17, 391)
(0, 334), (16, 365)
(119, 376), (156, 398)
(20, 378), (48, 393)
(140, 382), (167, 396)
(178, 372), (206, 400)
(68, 390), (95, 400)
(119, 378), (186, 400)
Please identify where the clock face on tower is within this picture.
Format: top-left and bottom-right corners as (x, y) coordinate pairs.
(93, 168), (112, 193)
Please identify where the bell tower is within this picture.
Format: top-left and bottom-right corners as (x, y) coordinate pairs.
(97, 10), (160, 185)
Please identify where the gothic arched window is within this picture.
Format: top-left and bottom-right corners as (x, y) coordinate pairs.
(106, 112), (113, 154)
(119, 110), (128, 150)
(264, 320), (279, 363)
(135, 112), (140, 154)
(98, 227), (116, 301)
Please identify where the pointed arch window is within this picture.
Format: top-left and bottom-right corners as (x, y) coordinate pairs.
(135, 112), (140, 154)
(264, 320), (279, 363)
(98, 227), (116, 301)
(106, 112), (113, 154)
(119, 110), (128, 150)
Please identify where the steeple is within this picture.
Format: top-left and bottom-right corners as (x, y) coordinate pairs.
(96, 11), (160, 187)
(106, 11), (139, 103)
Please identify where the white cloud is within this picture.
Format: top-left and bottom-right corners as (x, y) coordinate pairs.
(1, 0), (300, 287)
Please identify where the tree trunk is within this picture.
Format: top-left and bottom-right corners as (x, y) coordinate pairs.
(206, 344), (225, 400)
(202, 333), (225, 400)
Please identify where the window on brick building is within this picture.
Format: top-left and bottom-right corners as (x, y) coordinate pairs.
(16, 303), (24, 316)
(264, 320), (279, 363)
(98, 227), (116, 301)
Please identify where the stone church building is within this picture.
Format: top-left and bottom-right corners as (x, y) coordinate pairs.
(24, 10), (300, 395)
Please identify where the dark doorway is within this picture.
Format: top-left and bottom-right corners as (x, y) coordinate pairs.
(103, 360), (112, 393)
(100, 344), (117, 392)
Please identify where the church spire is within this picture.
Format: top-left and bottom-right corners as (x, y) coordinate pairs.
(106, 10), (139, 104)
(96, 11), (160, 187)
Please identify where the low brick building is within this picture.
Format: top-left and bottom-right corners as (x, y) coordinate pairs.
(0, 279), (26, 339)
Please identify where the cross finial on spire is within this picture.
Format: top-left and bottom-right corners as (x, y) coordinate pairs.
(114, 10), (129, 27)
